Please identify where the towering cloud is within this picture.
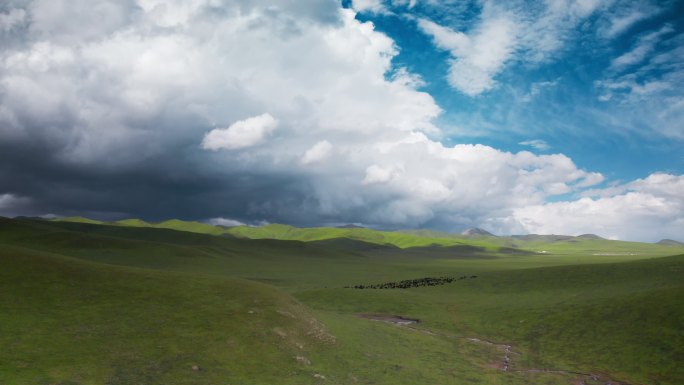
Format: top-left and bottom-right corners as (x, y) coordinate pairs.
(0, 0), (682, 241)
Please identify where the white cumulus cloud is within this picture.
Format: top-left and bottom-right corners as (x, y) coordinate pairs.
(0, 0), (681, 240)
(351, 0), (387, 14)
(362, 164), (402, 185)
(519, 139), (550, 151)
(207, 217), (246, 227)
(301, 140), (333, 165)
(202, 113), (278, 151)
(514, 173), (684, 241)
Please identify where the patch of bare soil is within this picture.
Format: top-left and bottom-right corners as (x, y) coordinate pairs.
(357, 314), (420, 325)
(358, 314), (635, 385)
(466, 337), (632, 385)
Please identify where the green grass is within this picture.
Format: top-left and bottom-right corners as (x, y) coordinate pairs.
(297, 255), (684, 384)
(226, 223), (506, 249)
(52, 216), (684, 258)
(53, 216), (105, 225)
(3, 217), (684, 384)
(112, 218), (153, 227)
(0, 247), (335, 385)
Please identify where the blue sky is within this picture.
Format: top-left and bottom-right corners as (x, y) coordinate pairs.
(348, 0), (684, 182)
(0, 0), (682, 240)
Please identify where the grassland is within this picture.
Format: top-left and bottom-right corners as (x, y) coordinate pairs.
(2, 217), (684, 384)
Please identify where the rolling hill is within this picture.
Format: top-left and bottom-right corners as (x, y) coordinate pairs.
(50, 216), (684, 257)
(2, 217), (684, 384)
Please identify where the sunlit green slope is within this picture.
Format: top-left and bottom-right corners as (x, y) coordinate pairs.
(51, 217), (684, 257)
(3, 217), (684, 384)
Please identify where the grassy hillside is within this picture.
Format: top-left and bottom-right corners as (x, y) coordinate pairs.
(225, 224), (684, 257)
(225, 223), (506, 249)
(0, 220), (526, 385)
(3, 217), (684, 384)
(53, 216), (105, 225)
(52, 216), (684, 257)
(0, 247), (338, 385)
(112, 218), (153, 227)
(298, 254), (684, 384)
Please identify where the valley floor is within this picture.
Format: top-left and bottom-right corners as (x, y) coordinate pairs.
(1, 218), (683, 385)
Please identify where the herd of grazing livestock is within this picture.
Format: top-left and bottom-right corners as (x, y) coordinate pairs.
(346, 275), (477, 290)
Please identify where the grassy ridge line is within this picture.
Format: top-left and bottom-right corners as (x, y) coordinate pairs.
(53, 216), (105, 225)
(3, 218), (675, 292)
(52, 217), (507, 249)
(226, 224), (506, 249)
(215, 225), (684, 258)
(51, 216), (684, 256)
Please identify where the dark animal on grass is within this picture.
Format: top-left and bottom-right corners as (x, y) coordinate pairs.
(346, 276), (475, 290)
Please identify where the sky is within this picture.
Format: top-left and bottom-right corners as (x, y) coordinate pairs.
(0, 0), (683, 241)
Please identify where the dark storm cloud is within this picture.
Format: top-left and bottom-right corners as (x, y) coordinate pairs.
(0, 117), (320, 222)
(0, 0), (429, 224)
(1, 0), (682, 241)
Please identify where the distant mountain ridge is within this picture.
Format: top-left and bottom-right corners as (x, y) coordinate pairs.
(461, 227), (495, 237)
(43, 216), (684, 254)
(576, 234), (605, 240)
(511, 234), (574, 242)
(657, 239), (684, 246)
(337, 224), (365, 229)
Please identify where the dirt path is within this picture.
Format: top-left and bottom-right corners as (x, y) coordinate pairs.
(361, 314), (632, 385)
(464, 337), (631, 384)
